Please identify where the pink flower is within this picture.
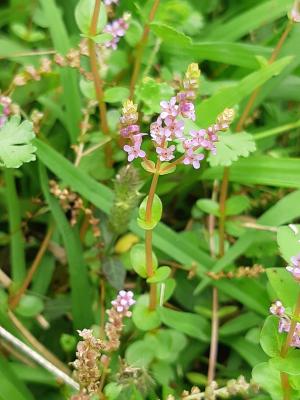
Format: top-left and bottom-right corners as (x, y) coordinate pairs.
(190, 129), (206, 146)
(278, 317), (291, 333)
(160, 97), (178, 119)
(111, 290), (135, 316)
(104, 16), (129, 50)
(179, 101), (195, 120)
(270, 301), (285, 316)
(123, 142), (145, 162)
(156, 145), (176, 161)
(104, 0), (119, 5)
(150, 118), (172, 145)
(164, 117), (185, 139)
(183, 149), (204, 169)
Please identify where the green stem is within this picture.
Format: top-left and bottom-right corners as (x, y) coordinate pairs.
(145, 163), (161, 310)
(129, 0), (161, 99)
(5, 170), (26, 284)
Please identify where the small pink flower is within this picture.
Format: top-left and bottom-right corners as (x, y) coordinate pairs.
(111, 290), (135, 316)
(165, 117), (185, 139)
(123, 143), (145, 162)
(270, 301), (285, 316)
(160, 97), (178, 119)
(278, 317), (291, 333)
(179, 101), (195, 121)
(150, 118), (171, 145)
(156, 145), (176, 161)
(104, 16), (129, 50)
(183, 148), (204, 169)
(190, 129), (206, 146)
(286, 255), (300, 281)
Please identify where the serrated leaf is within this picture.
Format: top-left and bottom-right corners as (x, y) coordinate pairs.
(136, 77), (174, 115)
(0, 116), (36, 168)
(75, 0), (107, 35)
(208, 132), (256, 167)
(104, 87), (130, 103)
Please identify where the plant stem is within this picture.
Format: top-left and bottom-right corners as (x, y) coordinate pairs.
(129, 0), (161, 99)
(254, 119), (300, 141)
(9, 224), (55, 309)
(145, 162), (161, 310)
(207, 181), (219, 383)
(88, 0), (112, 165)
(279, 294), (300, 399)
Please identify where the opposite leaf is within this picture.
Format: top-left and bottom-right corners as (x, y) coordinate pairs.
(0, 116), (36, 168)
(75, 0), (107, 35)
(208, 131), (256, 167)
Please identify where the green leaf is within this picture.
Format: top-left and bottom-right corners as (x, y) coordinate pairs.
(226, 195), (250, 216)
(260, 316), (284, 357)
(151, 23), (271, 69)
(207, 132), (256, 167)
(252, 362), (283, 400)
(196, 57), (292, 127)
(147, 266), (171, 283)
(158, 162), (176, 175)
(203, 156), (300, 188)
(136, 77), (174, 115)
(91, 32), (113, 44)
(138, 194), (163, 230)
(159, 307), (209, 341)
(125, 19), (143, 46)
(0, 356), (35, 400)
(75, 0), (107, 35)
(271, 350), (300, 376)
(141, 160), (156, 173)
(196, 199), (219, 216)
(0, 116), (36, 168)
(277, 225), (300, 263)
(15, 295), (44, 318)
(104, 87), (130, 103)
(104, 383), (122, 400)
(266, 268), (300, 309)
(132, 303), (161, 331)
(206, 0), (293, 42)
(130, 244), (158, 278)
(125, 340), (155, 367)
(220, 312), (262, 337)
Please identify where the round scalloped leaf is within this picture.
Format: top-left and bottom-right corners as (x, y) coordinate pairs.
(208, 131), (256, 167)
(0, 116), (36, 168)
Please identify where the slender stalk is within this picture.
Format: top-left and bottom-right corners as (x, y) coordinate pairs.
(0, 326), (79, 390)
(279, 294), (300, 399)
(145, 162), (161, 310)
(254, 119), (300, 141)
(9, 224), (55, 309)
(88, 0), (112, 165)
(129, 0), (161, 98)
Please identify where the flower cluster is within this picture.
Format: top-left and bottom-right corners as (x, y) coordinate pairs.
(270, 300), (300, 347)
(104, 13), (130, 50)
(120, 64), (235, 169)
(286, 254), (300, 281)
(0, 95), (12, 128)
(105, 290), (135, 351)
(71, 291), (135, 398)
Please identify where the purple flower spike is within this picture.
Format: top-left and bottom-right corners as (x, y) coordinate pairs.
(183, 149), (204, 169)
(104, 14), (130, 50)
(278, 317), (291, 333)
(179, 100), (195, 121)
